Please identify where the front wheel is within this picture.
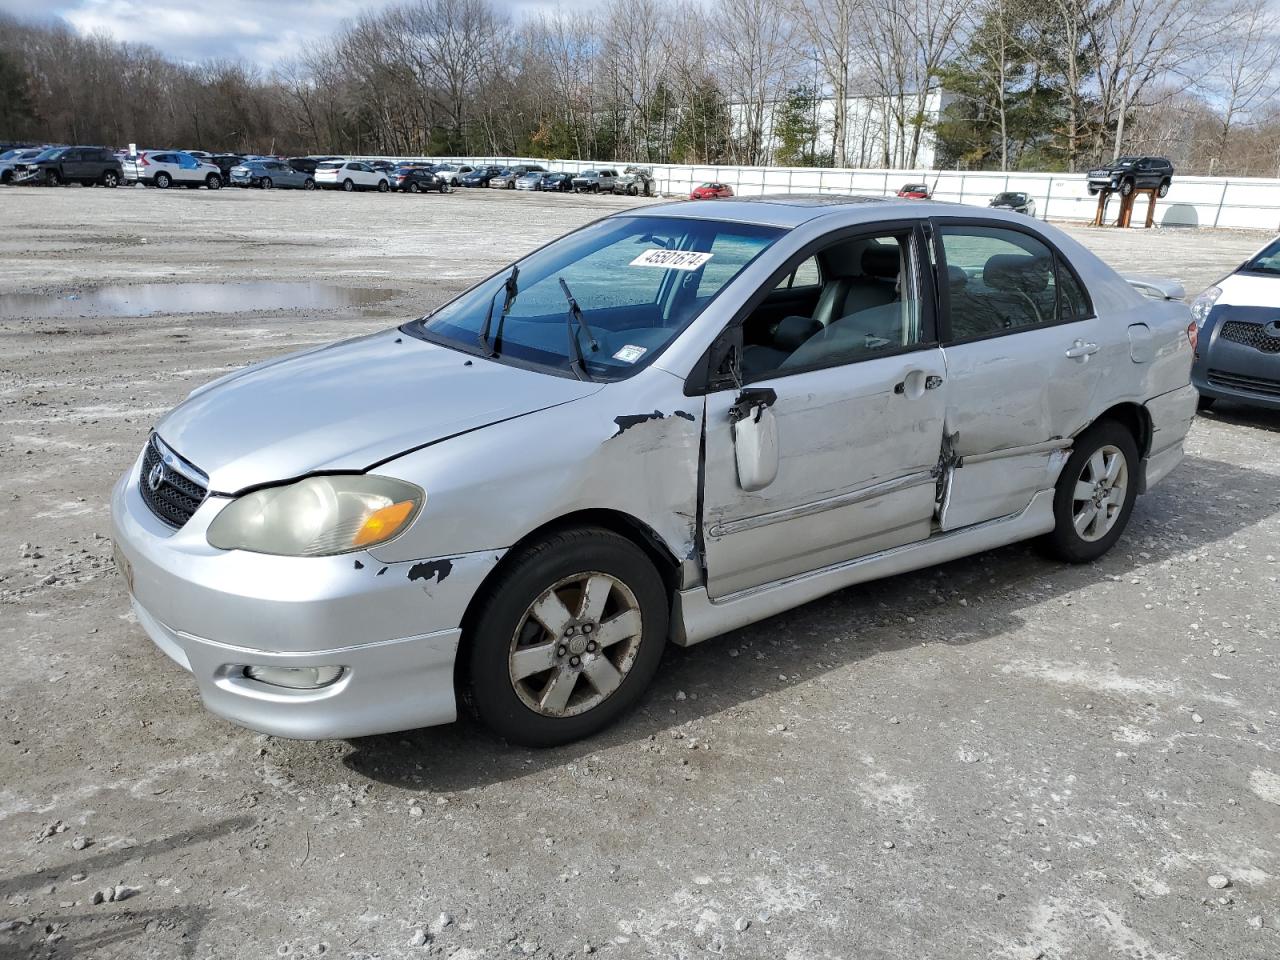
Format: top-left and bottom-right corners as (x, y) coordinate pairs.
(1039, 421), (1139, 563)
(46, 170), (61, 186)
(409, 182), (421, 194)
(102, 171), (120, 188)
(1119, 179), (1134, 197)
(465, 528), (668, 747)
(377, 180), (389, 193)
(261, 177), (273, 190)
(303, 178), (315, 190)
(1158, 180), (1170, 198)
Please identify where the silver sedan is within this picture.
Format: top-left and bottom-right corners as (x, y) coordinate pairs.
(111, 196), (1198, 747)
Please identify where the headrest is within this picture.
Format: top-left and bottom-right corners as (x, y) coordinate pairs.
(984, 253), (1051, 293)
(862, 245), (901, 279)
(947, 265), (967, 289)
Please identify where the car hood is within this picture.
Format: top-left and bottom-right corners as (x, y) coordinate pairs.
(155, 328), (602, 493)
(1218, 271), (1280, 307)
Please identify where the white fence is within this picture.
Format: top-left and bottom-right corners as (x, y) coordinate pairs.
(388, 155), (1280, 233)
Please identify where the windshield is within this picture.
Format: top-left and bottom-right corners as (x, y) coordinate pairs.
(993, 193), (1022, 203)
(1241, 238), (1280, 275)
(32, 147), (65, 162)
(413, 215), (782, 380)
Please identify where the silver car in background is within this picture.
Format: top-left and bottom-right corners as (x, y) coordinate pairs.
(111, 196), (1197, 747)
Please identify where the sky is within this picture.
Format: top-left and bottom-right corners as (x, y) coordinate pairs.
(0, 0), (513, 69)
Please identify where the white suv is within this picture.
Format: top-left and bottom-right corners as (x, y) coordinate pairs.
(315, 160), (390, 192)
(126, 151), (223, 189)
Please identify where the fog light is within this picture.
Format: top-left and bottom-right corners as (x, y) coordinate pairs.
(244, 665), (345, 689)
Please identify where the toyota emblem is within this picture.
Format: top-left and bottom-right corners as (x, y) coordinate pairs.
(147, 462), (165, 493)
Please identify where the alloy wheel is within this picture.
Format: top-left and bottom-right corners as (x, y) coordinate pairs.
(508, 572), (644, 718)
(1071, 444), (1128, 542)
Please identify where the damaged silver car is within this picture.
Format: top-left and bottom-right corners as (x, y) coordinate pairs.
(111, 195), (1198, 746)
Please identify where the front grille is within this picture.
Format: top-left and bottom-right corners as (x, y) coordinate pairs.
(1220, 320), (1280, 353)
(1207, 369), (1280, 398)
(138, 436), (208, 528)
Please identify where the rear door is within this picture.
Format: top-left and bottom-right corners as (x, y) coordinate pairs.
(930, 218), (1108, 529)
(700, 223), (948, 598)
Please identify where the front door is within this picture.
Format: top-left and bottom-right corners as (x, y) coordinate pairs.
(700, 226), (948, 599)
(930, 220), (1108, 529)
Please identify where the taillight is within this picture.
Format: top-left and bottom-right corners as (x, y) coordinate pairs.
(139, 155), (150, 167)
(1187, 321), (1198, 351)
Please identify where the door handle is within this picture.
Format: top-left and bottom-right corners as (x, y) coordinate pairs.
(894, 372), (944, 395)
(1065, 339), (1099, 360)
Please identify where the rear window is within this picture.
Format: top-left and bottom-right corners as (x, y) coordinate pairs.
(317, 161), (343, 170)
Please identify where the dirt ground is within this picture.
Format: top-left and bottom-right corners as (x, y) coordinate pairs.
(1, 186), (1278, 960)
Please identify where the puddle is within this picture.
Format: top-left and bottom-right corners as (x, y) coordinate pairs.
(0, 282), (392, 318)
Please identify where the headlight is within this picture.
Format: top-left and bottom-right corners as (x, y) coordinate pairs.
(207, 475), (423, 556)
(1190, 285), (1222, 328)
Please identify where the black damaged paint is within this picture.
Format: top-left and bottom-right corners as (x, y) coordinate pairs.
(612, 409), (697, 437)
(377, 567), (388, 576)
(354, 560), (365, 570)
(408, 559), (454, 584)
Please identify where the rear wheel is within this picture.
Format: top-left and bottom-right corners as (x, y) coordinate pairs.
(1039, 420), (1139, 563)
(102, 170), (119, 188)
(409, 182), (421, 193)
(1158, 179), (1170, 198)
(261, 177), (273, 190)
(1120, 178), (1134, 197)
(155, 172), (171, 189)
(206, 174), (221, 190)
(465, 528), (668, 747)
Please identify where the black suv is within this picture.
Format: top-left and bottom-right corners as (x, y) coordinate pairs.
(20, 146), (123, 187)
(1086, 156), (1174, 197)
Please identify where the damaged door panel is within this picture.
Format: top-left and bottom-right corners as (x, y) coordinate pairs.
(701, 351), (948, 598)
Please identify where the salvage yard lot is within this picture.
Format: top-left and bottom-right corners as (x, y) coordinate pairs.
(1, 187), (1278, 959)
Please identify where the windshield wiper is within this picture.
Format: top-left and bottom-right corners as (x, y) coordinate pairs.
(477, 265), (519, 357)
(559, 277), (600, 381)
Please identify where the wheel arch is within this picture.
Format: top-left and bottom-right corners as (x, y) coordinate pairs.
(454, 508), (684, 685)
(1088, 401), (1152, 458)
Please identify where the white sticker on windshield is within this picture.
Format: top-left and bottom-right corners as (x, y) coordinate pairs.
(613, 344), (647, 363)
(629, 249), (714, 271)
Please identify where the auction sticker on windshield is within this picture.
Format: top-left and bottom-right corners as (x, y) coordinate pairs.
(629, 249), (714, 270)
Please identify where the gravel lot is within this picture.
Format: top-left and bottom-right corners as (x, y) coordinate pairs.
(1, 186), (1278, 960)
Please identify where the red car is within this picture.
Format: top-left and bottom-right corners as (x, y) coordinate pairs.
(897, 183), (931, 199)
(690, 182), (734, 200)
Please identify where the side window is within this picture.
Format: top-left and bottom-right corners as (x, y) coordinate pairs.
(1057, 264), (1091, 322)
(742, 232), (923, 378)
(771, 257), (820, 292)
(938, 225), (1059, 340)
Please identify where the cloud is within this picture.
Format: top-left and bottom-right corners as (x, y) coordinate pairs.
(51, 0), (395, 67)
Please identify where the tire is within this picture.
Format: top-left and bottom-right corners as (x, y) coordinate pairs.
(464, 527), (668, 747)
(377, 180), (389, 193)
(102, 171), (119, 188)
(1087, 186), (1098, 196)
(1119, 178), (1134, 197)
(261, 177), (273, 190)
(0, 171), (11, 185)
(1039, 420), (1140, 563)
(46, 170), (61, 186)
(409, 182), (421, 193)
(206, 174), (221, 190)
(627, 184), (638, 196)
(1158, 180), (1170, 199)
(342, 179), (354, 192)
(303, 178), (315, 190)
(155, 172), (171, 189)
(1197, 394), (1215, 411)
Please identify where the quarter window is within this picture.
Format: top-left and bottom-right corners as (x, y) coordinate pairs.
(937, 226), (1065, 339)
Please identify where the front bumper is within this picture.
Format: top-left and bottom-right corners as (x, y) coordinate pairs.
(1193, 314), (1280, 410)
(110, 449), (503, 738)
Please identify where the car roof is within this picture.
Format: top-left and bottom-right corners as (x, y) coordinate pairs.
(631, 194), (917, 228)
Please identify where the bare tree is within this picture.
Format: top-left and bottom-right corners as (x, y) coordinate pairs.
(1201, 0), (1280, 173)
(712, 0), (798, 164)
(791, 0), (861, 166)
